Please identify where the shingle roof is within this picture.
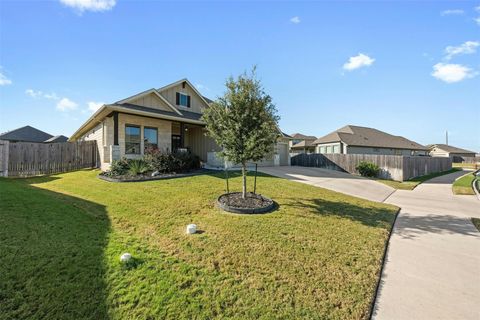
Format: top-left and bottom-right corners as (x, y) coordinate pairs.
(427, 144), (476, 154)
(114, 103), (204, 122)
(202, 96), (213, 104)
(314, 125), (428, 150)
(291, 133), (317, 140)
(291, 140), (316, 149)
(0, 125), (53, 143)
(44, 135), (69, 143)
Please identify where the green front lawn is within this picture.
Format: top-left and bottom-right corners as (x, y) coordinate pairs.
(375, 168), (460, 190)
(0, 170), (398, 319)
(452, 172), (476, 195)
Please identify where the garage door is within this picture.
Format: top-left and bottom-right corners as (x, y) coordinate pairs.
(278, 143), (289, 166)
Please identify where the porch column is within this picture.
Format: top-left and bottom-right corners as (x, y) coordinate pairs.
(180, 123), (185, 148)
(113, 111), (119, 146)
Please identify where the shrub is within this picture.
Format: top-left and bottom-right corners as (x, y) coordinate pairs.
(109, 158), (130, 176)
(356, 161), (380, 177)
(172, 150), (201, 171)
(128, 159), (149, 176)
(144, 149), (200, 173)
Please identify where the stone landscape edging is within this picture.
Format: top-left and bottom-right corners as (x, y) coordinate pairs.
(217, 192), (276, 214)
(98, 169), (211, 183)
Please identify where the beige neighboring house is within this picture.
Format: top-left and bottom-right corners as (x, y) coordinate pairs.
(289, 133), (317, 154)
(313, 125), (429, 156)
(428, 144), (477, 160)
(70, 79), (290, 170)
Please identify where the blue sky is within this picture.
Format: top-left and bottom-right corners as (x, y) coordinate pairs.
(0, 1), (479, 151)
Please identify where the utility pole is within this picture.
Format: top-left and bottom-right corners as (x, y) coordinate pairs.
(446, 130), (448, 145)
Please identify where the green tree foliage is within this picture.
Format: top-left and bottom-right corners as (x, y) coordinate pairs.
(202, 68), (280, 198)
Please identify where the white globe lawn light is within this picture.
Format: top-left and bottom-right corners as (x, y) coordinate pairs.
(120, 253), (132, 263)
(186, 224), (197, 234)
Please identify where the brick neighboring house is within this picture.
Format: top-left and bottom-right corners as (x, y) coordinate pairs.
(0, 125), (68, 143)
(289, 133), (317, 154)
(313, 125), (429, 156)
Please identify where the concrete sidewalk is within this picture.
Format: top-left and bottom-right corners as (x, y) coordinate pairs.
(373, 170), (480, 320)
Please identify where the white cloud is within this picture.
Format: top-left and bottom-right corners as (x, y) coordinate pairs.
(476, 5), (480, 12)
(25, 89), (42, 98)
(475, 17), (480, 26)
(431, 63), (477, 83)
(59, 0), (116, 13)
(56, 98), (78, 111)
(87, 101), (104, 112)
(444, 41), (480, 60)
(290, 16), (301, 24)
(25, 89), (59, 100)
(441, 9), (464, 16)
(343, 53), (375, 71)
(0, 72), (12, 86)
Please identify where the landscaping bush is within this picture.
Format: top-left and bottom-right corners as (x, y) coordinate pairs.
(356, 161), (380, 177)
(109, 158), (130, 176)
(144, 148), (200, 173)
(128, 159), (149, 176)
(172, 150), (201, 171)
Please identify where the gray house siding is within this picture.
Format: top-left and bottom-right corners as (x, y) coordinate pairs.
(316, 143), (427, 156)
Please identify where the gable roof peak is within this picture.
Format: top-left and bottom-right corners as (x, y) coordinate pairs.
(157, 78), (211, 107)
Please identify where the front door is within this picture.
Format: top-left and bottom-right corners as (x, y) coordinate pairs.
(172, 135), (181, 152)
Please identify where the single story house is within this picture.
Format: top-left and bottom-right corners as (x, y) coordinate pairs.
(313, 125), (429, 156)
(0, 125), (68, 143)
(289, 133), (317, 154)
(428, 144), (477, 161)
(69, 79), (290, 170)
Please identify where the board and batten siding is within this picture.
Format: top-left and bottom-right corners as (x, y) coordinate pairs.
(184, 126), (221, 162)
(128, 92), (174, 112)
(159, 83), (208, 114)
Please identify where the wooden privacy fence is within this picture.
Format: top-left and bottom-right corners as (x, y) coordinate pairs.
(0, 140), (99, 177)
(291, 153), (452, 181)
(452, 156), (480, 164)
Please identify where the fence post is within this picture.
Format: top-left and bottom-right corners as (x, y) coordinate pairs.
(0, 140), (9, 177)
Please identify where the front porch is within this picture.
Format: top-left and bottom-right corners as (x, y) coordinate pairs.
(100, 111), (220, 170)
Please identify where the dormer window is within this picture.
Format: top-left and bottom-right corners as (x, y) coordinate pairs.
(176, 92), (191, 108)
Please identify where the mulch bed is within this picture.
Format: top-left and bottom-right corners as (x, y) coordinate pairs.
(98, 169), (211, 183)
(217, 192), (275, 214)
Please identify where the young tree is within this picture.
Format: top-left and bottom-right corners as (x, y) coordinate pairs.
(202, 68), (280, 198)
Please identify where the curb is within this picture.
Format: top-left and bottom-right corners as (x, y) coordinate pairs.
(368, 208), (401, 320)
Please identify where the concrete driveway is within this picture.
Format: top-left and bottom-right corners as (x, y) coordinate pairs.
(373, 170), (480, 320)
(260, 166), (480, 320)
(259, 166), (395, 202)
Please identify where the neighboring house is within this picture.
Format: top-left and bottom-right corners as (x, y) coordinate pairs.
(313, 125), (429, 156)
(70, 79), (290, 170)
(0, 125), (67, 143)
(44, 135), (69, 143)
(289, 133), (317, 154)
(428, 144), (477, 161)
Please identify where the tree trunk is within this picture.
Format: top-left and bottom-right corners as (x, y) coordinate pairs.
(241, 163), (247, 199)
